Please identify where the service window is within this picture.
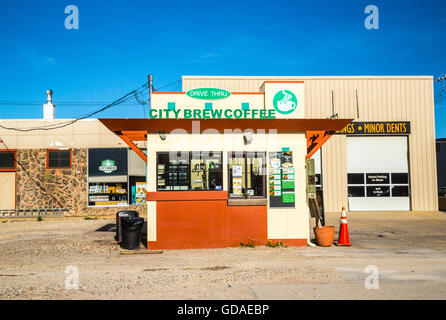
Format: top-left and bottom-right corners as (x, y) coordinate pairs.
(0, 150), (16, 171)
(47, 149), (71, 169)
(156, 151), (223, 191)
(228, 152), (266, 198)
(190, 152), (223, 191)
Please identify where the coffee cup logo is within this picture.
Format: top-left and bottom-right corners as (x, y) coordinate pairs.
(273, 90), (298, 114)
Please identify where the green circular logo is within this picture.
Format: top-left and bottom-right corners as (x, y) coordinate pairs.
(273, 90), (298, 114)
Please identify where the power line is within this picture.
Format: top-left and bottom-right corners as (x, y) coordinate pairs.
(0, 83), (148, 132)
(153, 79), (181, 92)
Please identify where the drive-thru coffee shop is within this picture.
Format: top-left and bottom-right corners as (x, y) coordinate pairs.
(0, 76), (439, 250)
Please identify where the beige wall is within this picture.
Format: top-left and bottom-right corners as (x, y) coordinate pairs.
(0, 172), (15, 209)
(146, 131), (310, 242)
(0, 119), (130, 149)
(182, 76), (438, 212)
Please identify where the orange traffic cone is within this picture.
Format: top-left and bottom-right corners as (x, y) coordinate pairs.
(338, 207), (352, 246)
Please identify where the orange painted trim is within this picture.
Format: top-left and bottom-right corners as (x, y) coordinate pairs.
(0, 149), (17, 172)
(147, 199), (267, 250)
(152, 92), (185, 94)
(231, 92), (264, 95)
(45, 149), (72, 169)
(153, 91), (264, 95)
(147, 191), (228, 201)
(263, 81), (305, 84)
(99, 118), (354, 134)
(267, 239), (307, 247)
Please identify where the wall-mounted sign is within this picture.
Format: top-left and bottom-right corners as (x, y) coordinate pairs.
(149, 108), (275, 119)
(88, 148), (128, 177)
(99, 159), (117, 174)
(338, 121), (410, 135)
(152, 82), (304, 120)
(269, 151), (295, 208)
(273, 90), (298, 115)
(186, 88), (231, 100)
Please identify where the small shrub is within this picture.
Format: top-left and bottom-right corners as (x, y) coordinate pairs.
(37, 216), (43, 222)
(84, 216), (98, 220)
(240, 238), (256, 248)
(265, 240), (288, 248)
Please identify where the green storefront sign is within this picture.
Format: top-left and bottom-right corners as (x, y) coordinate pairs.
(186, 88), (231, 100)
(99, 159), (117, 174)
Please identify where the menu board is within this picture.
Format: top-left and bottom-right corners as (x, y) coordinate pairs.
(269, 151), (295, 208)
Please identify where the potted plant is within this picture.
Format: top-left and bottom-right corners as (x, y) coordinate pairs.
(312, 206), (334, 246)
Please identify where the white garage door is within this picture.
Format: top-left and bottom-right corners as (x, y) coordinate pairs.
(347, 136), (410, 211)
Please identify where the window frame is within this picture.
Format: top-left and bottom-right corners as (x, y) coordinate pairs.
(227, 151), (267, 199)
(156, 151), (223, 192)
(46, 149), (72, 169)
(0, 149), (17, 172)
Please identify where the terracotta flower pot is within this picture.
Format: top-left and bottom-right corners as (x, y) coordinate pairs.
(313, 226), (335, 247)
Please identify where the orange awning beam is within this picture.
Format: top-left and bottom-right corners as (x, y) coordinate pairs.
(100, 119), (353, 163)
(306, 130), (335, 159)
(117, 132), (148, 163)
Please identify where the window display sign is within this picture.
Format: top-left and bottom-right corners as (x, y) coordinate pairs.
(366, 173), (389, 185)
(269, 151), (295, 208)
(232, 165), (243, 195)
(88, 148), (128, 176)
(135, 182), (147, 205)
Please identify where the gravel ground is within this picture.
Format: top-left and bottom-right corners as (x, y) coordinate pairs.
(1, 211), (446, 300)
(0, 218), (341, 300)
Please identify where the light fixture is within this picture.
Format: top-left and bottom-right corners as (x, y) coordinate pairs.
(159, 132), (166, 140)
(243, 131), (253, 144)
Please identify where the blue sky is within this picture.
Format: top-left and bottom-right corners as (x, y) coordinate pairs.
(0, 0), (445, 137)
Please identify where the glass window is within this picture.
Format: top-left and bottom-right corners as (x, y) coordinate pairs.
(348, 186), (365, 197)
(348, 173), (364, 185)
(156, 151), (222, 191)
(228, 152), (266, 198)
(47, 150), (71, 169)
(0, 151), (16, 170)
(391, 173), (409, 184)
(190, 151), (223, 191)
(366, 186), (391, 197)
(87, 148), (129, 207)
(392, 185), (409, 197)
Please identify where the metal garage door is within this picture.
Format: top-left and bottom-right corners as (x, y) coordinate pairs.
(347, 136), (410, 211)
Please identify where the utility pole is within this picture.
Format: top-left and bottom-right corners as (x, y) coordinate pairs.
(148, 74), (153, 118)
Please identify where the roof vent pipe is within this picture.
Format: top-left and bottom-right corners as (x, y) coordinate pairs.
(43, 89), (55, 121)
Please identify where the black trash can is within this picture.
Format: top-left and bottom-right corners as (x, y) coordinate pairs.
(120, 217), (144, 250)
(115, 210), (139, 242)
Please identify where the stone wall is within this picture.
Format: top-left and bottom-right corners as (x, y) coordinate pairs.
(16, 148), (147, 217)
